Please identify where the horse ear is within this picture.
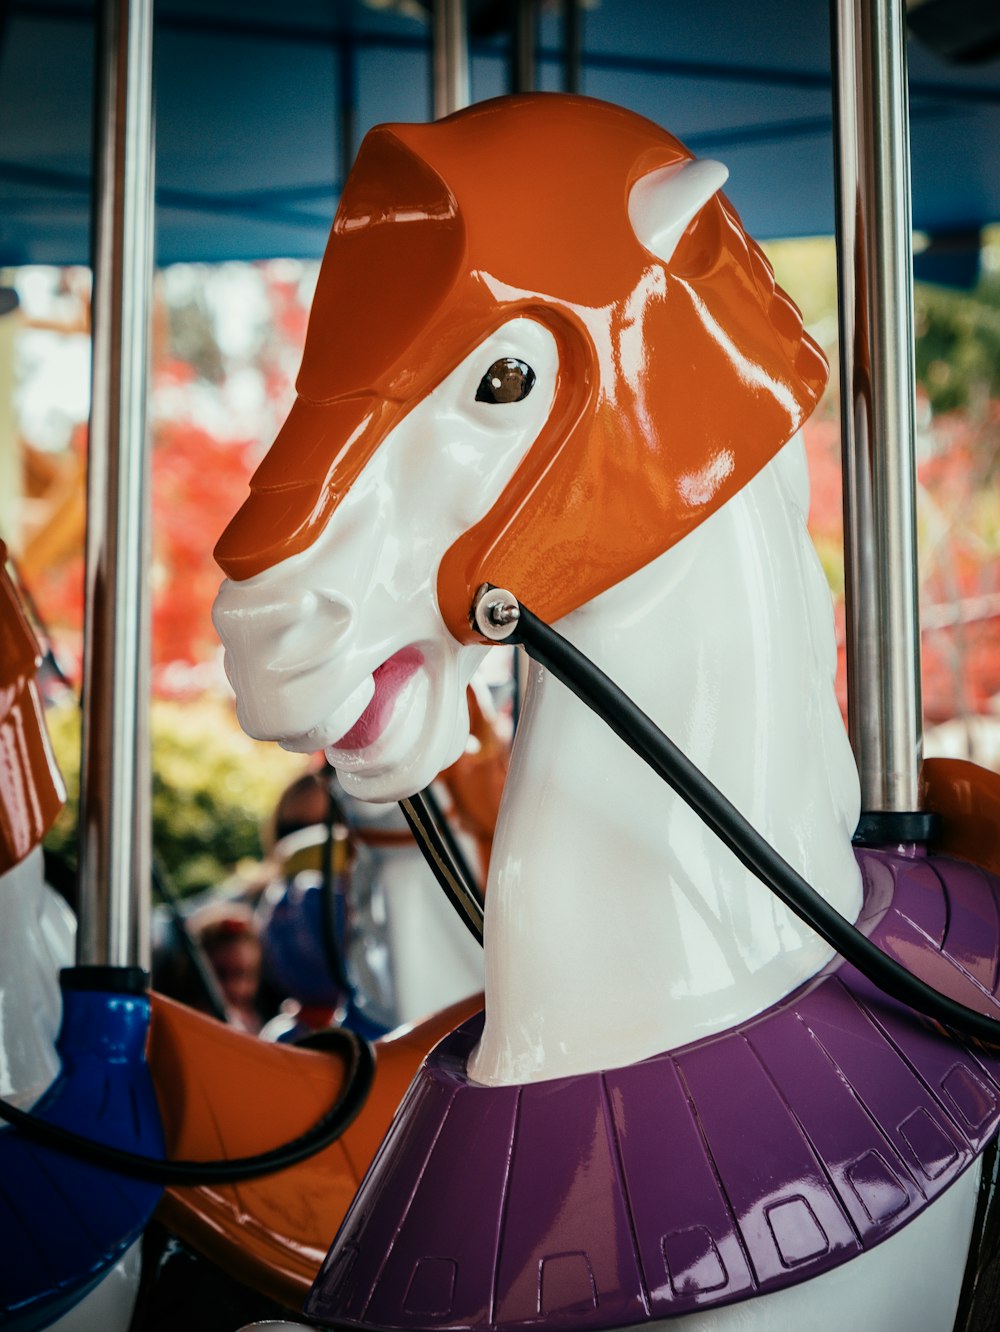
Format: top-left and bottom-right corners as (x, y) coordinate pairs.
(628, 158), (730, 263)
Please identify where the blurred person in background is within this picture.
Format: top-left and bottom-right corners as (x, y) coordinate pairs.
(158, 901), (265, 1034)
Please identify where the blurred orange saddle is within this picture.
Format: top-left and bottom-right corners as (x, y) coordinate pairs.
(148, 990), (482, 1309)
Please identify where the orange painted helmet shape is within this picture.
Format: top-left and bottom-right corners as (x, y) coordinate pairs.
(0, 544), (65, 873)
(215, 94), (828, 640)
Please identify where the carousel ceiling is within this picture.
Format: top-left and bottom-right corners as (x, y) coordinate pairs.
(1, 0), (998, 266)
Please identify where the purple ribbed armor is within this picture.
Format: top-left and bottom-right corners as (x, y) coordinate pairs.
(306, 848), (1000, 1329)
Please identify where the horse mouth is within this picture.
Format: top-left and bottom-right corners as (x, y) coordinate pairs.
(327, 645), (426, 756)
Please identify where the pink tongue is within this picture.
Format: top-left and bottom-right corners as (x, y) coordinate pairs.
(333, 646), (425, 750)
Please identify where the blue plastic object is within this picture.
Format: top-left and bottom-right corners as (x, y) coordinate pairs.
(262, 877), (390, 1043)
(0, 975), (164, 1330)
(263, 875), (347, 1012)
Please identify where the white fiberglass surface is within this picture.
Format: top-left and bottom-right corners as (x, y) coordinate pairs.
(665, 1164), (979, 1332)
(470, 440), (862, 1084)
(214, 317), (557, 803)
(0, 847), (74, 1105)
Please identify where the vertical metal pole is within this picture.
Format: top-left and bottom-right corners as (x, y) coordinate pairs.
(337, 17), (357, 187)
(563, 0), (582, 95)
(78, 0), (155, 969)
(511, 0), (537, 95)
(831, 0), (923, 816)
(433, 0), (468, 120)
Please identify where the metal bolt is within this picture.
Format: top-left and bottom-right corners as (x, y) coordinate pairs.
(473, 585), (521, 642)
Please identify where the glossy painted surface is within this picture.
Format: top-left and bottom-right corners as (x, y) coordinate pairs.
(212, 96), (853, 1073)
(0, 552), (72, 1110)
(259, 720), (500, 1032)
(213, 316), (557, 801)
(440, 687), (508, 879)
(471, 438), (861, 1085)
(924, 757), (1000, 880)
(0, 545), (65, 874)
(236, 1324), (314, 1332)
(0, 554), (143, 1331)
(0, 849), (74, 1107)
(308, 847), (995, 1331)
(42, 1242), (142, 1332)
(215, 95), (826, 641)
(0, 987), (162, 1329)
(209, 92), (999, 1329)
(261, 806), (482, 1032)
(153, 991), (483, 1309)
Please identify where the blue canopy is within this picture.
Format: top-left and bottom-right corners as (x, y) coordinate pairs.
(1, 0), (998, 265)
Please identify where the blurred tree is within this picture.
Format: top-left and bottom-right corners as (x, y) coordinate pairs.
(914, 273), (1000, 419)
(163, 278), (226, 385)
(151, 413), (259, 674)
(44, 696), (302, 897)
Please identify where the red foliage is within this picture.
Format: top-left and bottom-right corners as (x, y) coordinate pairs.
(151, 414), (258, 675)
(268, 274), (310, 347)
(21, 264), (1000, 727)
(802, 417), (844, 542)
(25, 414), (259, 693)
(22, 262), (309, 695)
(825, 410), (1000, 726)
(917, 411), (1000, 721)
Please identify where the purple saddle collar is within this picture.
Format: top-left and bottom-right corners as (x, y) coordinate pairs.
(307, 847), (1000, 1330)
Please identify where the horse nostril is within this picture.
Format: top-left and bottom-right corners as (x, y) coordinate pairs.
(314, 591), (353, 634)
(307, 590), (354, 641)
(213, 576), (358, 680)
(257, 590), (356, 675)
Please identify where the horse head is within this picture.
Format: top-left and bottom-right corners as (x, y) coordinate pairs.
(213, 94), (827, 802)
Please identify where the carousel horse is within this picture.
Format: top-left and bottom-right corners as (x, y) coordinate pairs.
(329, 683), (503, 1026)
(0, 554), (481, 1324)
(0, 545), (154, 1332)
(261, 688), (501, 1039)
(260, 782), (474, 1041)
(212, 95), (1000, 1331)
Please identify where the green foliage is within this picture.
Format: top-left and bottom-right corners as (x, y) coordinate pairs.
(914, 272), (1000, 416)
(160, 268), (226, 385)
(764, 230), (1000, 422)
(762, 237), (840, 339)
(812, 535), (846, 602)
(43, 700), (81, 872)
(43, 695), (302, 898)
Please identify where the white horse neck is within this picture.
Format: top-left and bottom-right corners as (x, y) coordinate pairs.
(469, 440), (862, 1087)
(0, 846), (75, 1103)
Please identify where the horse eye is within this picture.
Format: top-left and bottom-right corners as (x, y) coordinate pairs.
(475, 358), (536, 405)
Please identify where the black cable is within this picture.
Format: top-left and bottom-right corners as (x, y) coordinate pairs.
(152, 857), (230, 1025)
(509, 600), (1000, 1049)
(319, 769), (351, 998)
(0, 1027), (375, 1183)
(399, 792), (484, 945)
(2, 564), (375, 1181)
(419, 783), (484, 911)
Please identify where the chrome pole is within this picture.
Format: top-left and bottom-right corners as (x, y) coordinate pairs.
(831, 0), (923, 815)
(563, 0), (582, 95)
(78, 0), (155, 968)
(511, 0), (537, 95)
(432, 0), (468, 119)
